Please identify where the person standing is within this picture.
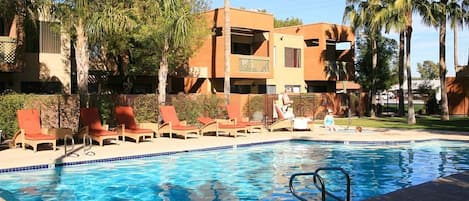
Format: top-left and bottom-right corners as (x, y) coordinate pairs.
(324, 109), (336, 131)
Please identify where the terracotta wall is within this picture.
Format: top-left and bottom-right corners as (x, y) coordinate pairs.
(447, 77), (469, 115)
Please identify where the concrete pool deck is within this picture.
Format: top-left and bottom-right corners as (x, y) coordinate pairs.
(0, 126), (468, 200)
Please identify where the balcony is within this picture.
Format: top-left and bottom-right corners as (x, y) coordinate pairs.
(237, 55), (269, 73)
(0, 36), (16, 64)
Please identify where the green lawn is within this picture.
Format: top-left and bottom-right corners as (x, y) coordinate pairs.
(332, 116), (469, 132)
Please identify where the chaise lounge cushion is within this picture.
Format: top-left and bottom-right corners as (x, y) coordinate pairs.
(160, 106), (181, 126)
(115, 106), (139, 130)
(17, 110), (55, 140)
(80, 108), (105, 131)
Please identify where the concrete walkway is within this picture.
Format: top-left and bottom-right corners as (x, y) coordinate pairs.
(366, 171), (469, 201)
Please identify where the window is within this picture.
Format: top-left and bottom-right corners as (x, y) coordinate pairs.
(232, 42), (251, 55)
(284, 47), (301, 68)
(285, 85), (301, 93)
(40, 21), (61, 53)
(266, 85), (276, 94)
(304, 39), (319, 47)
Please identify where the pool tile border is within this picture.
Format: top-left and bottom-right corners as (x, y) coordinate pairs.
(1, 138), (467, 174)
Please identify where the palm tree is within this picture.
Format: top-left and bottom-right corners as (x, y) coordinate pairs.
(447, 0), (464, 72)
(374, 0), (408, 117)
(344, 0), (385, 118)
(223, 0), (231, 104)
(417, 0), (451, 120)
(374, 0), (416, 124)
(155, 0), (197, 105)
(52, 0), (93, 106)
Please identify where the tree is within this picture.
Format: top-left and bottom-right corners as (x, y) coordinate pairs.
(52, 0), (99, 105)
(373, 0), (416, 123)
(133, 0), (209, 106)
(344, 0), (387, 118)
(0, 0), (42, 71)
(417, 60), (439, 79)
(224, 0), (231, 104)
(447, 0), (464, 72)
(374, 0), (409, 117)
(274, 17), (303, 28)
(417, 0), (451, 120)
(87, 1), (135, 93)
(355, 33), (397, 101)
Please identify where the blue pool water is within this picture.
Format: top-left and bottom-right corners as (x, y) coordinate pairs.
(0, 140), (468, 201)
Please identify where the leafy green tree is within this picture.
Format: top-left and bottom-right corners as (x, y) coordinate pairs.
(274, 17), (303, 28)
(344, 0), (388, 118)
(373, 0), (409, 117)
(0, 0), (44, 71)
(133, 0), (209, 105)
(417, 60), (439, 79)
(355, 33), (398, 101)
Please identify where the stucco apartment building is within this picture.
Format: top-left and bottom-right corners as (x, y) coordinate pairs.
(185, 8), (355, 95)
(0, 7), (354, 95)
(0, 14), (71, 94)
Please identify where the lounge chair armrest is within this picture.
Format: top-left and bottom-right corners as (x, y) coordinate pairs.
(41, 127), (50, 135)
(10, 129), (24, 148)
(138, 122), (158, 131)
(47, 128), (73, 139)
(158, 122), (171, 129)
(215, 119), (231, 124)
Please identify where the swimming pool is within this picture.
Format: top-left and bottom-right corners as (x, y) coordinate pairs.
(0, 140), (468, 201)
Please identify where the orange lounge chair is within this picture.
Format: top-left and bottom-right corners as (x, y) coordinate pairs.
(13, 109), (57, 152)
(115, 106), (154, 143)
(269, 104), (293, 133)
(79, 108), (119, 146)
(226, 104), (264, 133)
(159, 106), (199, 139)
(198, 117), (248, 138)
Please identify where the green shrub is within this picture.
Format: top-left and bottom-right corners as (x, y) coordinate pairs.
(133, 94), (159, 123)
(172, 95), (202, 125)
(0, 93), (33, 139)
(98, 95), (116, 126)
(196, 94), (225, 118)
(244, 95), (265, 120)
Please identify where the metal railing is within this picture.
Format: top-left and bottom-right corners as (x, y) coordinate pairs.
(238, 55), (269, 73)
(289, 167), (351, 201)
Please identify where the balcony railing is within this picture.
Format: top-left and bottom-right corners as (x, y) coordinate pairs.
(0, 36), (17, 64)
(238, 55), (269, 73)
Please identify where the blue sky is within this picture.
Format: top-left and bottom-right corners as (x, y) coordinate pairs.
(211, 0), (469, 77)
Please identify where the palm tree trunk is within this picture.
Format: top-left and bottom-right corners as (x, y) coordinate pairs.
(14, 1), (26, 71)
(453, 25), (458, 72)
(398, 31), (405, 116)
(158, 39), (169, 106)
(406, 13), (415, 124)
(76, 18), (90, 107)
(440, 17), (450, 120)
(223, 0), (231, 104)
(370, 38), (377, 118)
